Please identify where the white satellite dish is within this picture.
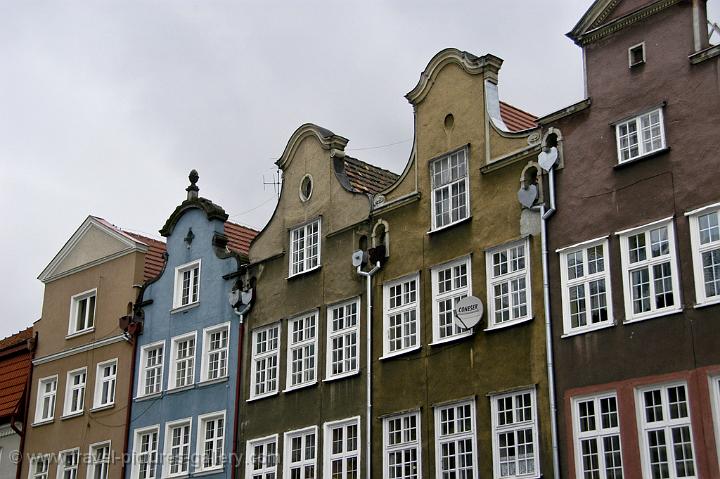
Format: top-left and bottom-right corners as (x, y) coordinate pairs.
(454, 296), (484, 330)
(517, 184), (538, 208)
(538, 146), (558, 171)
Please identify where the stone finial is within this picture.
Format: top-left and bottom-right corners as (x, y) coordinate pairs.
(186, 169), (199, 200)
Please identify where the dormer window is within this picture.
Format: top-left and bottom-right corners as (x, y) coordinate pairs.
(289, 219), (321, 277)
(615, 107), (666, 164)
(174, 260), (201, 309)
(628, 42), (645, 67)
(68, 289), (96, 336)
(430, 148), (469, 231)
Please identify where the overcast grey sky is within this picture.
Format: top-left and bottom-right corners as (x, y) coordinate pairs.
(0, 1), (599, 338)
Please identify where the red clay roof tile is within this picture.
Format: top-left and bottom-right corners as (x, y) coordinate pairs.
(0, 328), (33, 420)
(500, 102), (538, 131)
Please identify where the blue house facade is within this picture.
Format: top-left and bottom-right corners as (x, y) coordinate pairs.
(126, 171), (253, 479)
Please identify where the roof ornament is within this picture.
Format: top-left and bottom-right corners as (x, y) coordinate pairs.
(186, 169), (199, 200)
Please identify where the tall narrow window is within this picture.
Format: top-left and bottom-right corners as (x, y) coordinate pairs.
(140, 342), (164, 397)
(382, 273), (420, 357)
(558, 238), (614, 335)
(170, 334), (195, 389)
(290, 219), (321, 276)
(95, 359), (117, 408)
(618, 219), (681, 322)
(430, 148), (469, 230)
(203, 324), (229, 381)
(64, 368), (87, 416)
(88, 442), (111, 479)
(490, 388), (540, 478)
(164, 420), (192, 477)
(287, 312), (317, 390)
(284, 427), (317, 479)
(197, 412), (225, 472)
(34, 376), (57, 423)
(431, 256), (472, 343)
(710, 375), (720, 466)
(615, 108), (666, 163)
(383, 411), (421, 479)
(246, 435), (278, 479)
(173, 260), (201, 308)
(687, 204), (720, 306)
(133, 428), (159, 479)
(326, 298), (360, 380)
(325, 417), (360, 479)
(434, 400), (478, 478)
(636, 383), (696, 479)
(30, 455), (50, 479)
(487, 239), (532, 329)
(250, 323), (280, 399)
(68, 289), (96, 335)
(58, 449), (79, 479)
(572, 393), (623, 479)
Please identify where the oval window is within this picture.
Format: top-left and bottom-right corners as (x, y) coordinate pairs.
(299, 174), (313, 202)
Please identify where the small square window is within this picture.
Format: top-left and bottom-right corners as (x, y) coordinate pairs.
(68, 289), (96, 335)
(629, 43), (646, 67)
(173, 260), (201, 309)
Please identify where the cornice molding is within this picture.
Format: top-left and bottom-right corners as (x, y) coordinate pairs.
(275, 124), (349, 171)
(32, 334), (128, 365)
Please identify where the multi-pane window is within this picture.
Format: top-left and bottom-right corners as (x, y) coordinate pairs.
(64, 368), (87, 416)
(325, 418), (360, 479)
(618, 219), (681, 321)
(246, 435), (278, 479)
(491, 388), (540, 478)
(326, 299), (360, 380)
(89, 442), (111, 479)
(198, 412), (225, 471)
(383, 411), (421, 479)
(431, 148), (469, 230)
(572, 393), (623, 479)
(636, 383), (696, 479)
(383, 273), (420, 357)
(203, 324), (229, 381)
(134, 428), (159, 479)
(284, 427), (317, 479)
(69, 289), (96, 335)
(615, 108), (666, 163)
(487, 240), (531, 328)
(250, 323), (280, 399)
(687, 204), (720, 306)
(165, 419), (192, 477)
(431, 256), (472, 342)
(95, 359), (117, 408)
(287, 312), (317, 389)
(710, 375), (720, 466)
(174, 260), (200, 308)
(35, 376), (57, 423)
(559, 239), (614, 335)
(290, 219), (321, 276)
(170, 334), (195, 389)
(434, 400), (478, 479)
(140, 343), (164, 397)
(30, 455), (49, 479)
(58, 449), (79, 479)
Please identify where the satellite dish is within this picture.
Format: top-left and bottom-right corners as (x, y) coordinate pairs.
(454, 296), (484, 330)
(538, 147), (558, 171)
(517, 184), (538, 208)
(351, 250), (365, 267)
(228, 289), (241, 308)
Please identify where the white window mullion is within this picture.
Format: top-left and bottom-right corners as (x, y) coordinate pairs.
(246, 435), (278, 479)
(434, 400), (478, 479)
(382, 273), (420, 357)
(287, 312), (318, 390)
(383, 410), (422, 479)
(284, 426), (318, 479)
(487, 240), (532, 330)
(250, 323), (280, 399)
(491, 388), (540, 479)
(202, 324), (229, 382)
(197, 411), (226, 472)
(326, 298), (360, 380)
(290, 219), (322, 276)
(688, 206), (720, 306)
(431, 256), (473, 343)
(324, 417), (360, 479)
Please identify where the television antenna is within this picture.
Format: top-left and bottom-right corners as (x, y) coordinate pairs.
(263, 169), (282, 198)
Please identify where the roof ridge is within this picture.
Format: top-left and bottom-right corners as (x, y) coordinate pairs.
(344, 155), (400, 177)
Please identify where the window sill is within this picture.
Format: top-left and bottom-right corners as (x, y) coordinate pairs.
(246, 391), (279, 403)
(379, 344), (422, 360)
(90, 404), (115, 413)
(694, 297), (720, 309)
(624, 307), (683, 325)
(287, 265), (322, 280)
(198, 377), (229, 388)
(324, 370), (360, 383)
(484, 316), (534, 332)
(135, 392), (162, 402)
(166, 384), (195, 395)
(561, 321), (616, 338)
(163, 474), (188, 479)
(429, 331), (473, 347)
(283, 381), (318, 394)
(614, 147), (670, 169)
(427, 216), (472, 235)
(61, 411), (84, 420)
(170, 302), (200, 314)
(192, 467), (223, 477)
(65, 328), (95, 340)
(32, 419), (54, 427)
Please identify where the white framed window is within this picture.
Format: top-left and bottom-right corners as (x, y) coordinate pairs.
(382, 273), (420, 358)
(63, 368), (87, 416)
(636, 383), (696, 479)
(490, 388), (540, 478)
(558, 238), (614, 335)
(202, 323), (229, 382)
(571, 393), (623, 479)
(284, 426), (317, 479)
(169, 333), (196, 390)
(326, 298), (360, 380)
(433, 400), (478, 479)
(34, 375), (57, 423)
(486, 239), (532, 329)
(132, 427), (159, 479)
(196, 411), (225, 472)
(250, 323), (280, 399)
(709, 374), (720, 465)
(618, 218), (681, 322)
(431, 256), (473, 343)
(628, 42), (646, 67)
(163, 418), (192, 478)
(94, 359), (117, 409)
(87, 442), (111, 479)
(29, 455), (49, 479)
(139, 342), (164, 397)
(68, 289), (96, 335)
(687, 203), (720, 306)
(383, 410), (422, 479)
(58, 448), (80, 479)
(290, 218), (321, 276)
(615, 107), (666, 163)
(246, 434), (278, 479)
(430, 148), (469, 231)
(324, 417), (360, 479)
(173, 260), (201, 309)
(286, 311), (317, 390)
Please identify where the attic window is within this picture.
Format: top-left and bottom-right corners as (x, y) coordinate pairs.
(299, 175), (313, 202)
(629, 43), (645, 67)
